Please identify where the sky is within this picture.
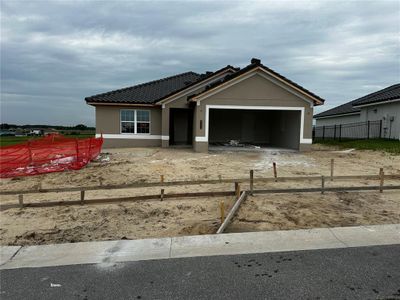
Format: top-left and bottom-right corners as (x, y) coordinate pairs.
(1, 0), (399, 126)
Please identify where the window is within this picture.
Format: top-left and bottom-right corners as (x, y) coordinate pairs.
(120, 110), (150, 134)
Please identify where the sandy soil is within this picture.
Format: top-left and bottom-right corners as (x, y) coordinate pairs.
(0, 145), (399, 246)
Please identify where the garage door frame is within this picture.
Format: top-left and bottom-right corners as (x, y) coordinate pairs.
(195, 105), (311, 145)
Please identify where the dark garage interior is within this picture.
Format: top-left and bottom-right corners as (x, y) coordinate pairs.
(209, 109), (301, 149)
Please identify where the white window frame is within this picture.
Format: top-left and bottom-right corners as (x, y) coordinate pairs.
(120, 109), (151, 135)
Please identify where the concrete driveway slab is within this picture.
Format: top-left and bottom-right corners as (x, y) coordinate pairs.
(1, 238), (171, 270)
(330, 224), (400, 247)
(0, 246), (21, 265)
(170, 227), (345, 258)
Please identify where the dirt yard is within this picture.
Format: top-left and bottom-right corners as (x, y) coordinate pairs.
(1, 145), (399, 246)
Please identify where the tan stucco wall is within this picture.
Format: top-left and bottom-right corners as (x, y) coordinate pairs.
(95, 105), (162, 148)
(96, 105), (162, 135)
(102, 139), (161, 148)
(192, 73), (315, 152)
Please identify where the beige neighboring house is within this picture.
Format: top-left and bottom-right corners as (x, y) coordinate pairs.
(85, 58), (325, 152)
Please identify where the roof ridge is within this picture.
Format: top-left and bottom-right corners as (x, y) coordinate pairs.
(155, 65), (239, 103)
(85, 71), (199, 100)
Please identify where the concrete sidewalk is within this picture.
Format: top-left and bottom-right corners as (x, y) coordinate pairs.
(1, 224), (399, 270)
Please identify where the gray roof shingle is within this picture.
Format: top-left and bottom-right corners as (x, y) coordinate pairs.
(314, 83), (400, 119)
(313, 100), (361, 118)
(353, 83), (400, 106)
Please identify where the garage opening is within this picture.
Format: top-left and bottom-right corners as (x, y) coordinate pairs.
(209, 109), (301, 150)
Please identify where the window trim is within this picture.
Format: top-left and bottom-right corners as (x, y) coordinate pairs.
(120, 109), (151, 135)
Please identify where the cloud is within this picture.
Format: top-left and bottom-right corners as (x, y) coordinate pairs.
(1, 0), (399, 125)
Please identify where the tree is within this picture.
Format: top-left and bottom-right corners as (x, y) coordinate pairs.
(74, 124), (87, 130)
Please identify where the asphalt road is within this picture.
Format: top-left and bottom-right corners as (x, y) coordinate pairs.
(1, 244), (399, 300)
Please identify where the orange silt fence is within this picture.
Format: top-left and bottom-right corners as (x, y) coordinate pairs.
(0, 134), (103, 178)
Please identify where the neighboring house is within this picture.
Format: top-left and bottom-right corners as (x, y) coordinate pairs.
(314, 84), (400, 140)
(85, 58), (325, 152)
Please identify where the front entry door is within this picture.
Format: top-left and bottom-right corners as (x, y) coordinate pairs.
(169, 108), (194, 145)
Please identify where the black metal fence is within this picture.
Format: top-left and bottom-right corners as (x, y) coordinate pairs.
(313, 120), (383, 141)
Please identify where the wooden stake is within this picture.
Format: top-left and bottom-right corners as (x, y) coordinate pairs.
(250, 170), (254, 195)
(273, 162), (277, 182)
(80, 190), (85, 205)
(321, 176), (325, 194)
(379, 168), (384, 193)
(160, 175), (164, 183)
(160, 188), (164, 201)
(330, 159), (334, 181)
(220, 200), (225, 224)
(235, 182), (241, 199)
(18, 194), (24, 209)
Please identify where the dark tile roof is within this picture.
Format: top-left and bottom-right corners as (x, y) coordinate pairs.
(313, 100), (361, 118)
(189, 58), (325, 104)
(85, 58), (325, 105)
(85, 65), (239, 105)
(314, 83), (400, 118)
(85, 72), (201, 104)
(353, 83), (400, 106)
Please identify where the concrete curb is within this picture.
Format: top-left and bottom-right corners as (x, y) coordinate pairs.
(1, 224), (399, 270)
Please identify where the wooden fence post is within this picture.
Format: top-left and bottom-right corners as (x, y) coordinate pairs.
(330, 159), (334, 181)
(321, 176), (325, 194)
(220, 200), (225, 224)
(18, 194), (24, 209)
(160, 175), (164, 183)
(160, 189), (165, 201)
(379, 120), (383, 138)
(339, 124), (342, 141)
(80, 190), (85, 205)
(367, 121), (370, 139)
(234, 182), (241, 199)
(322, 126), (325, 140)
(250, 170), (254, 195)
(379, 168), (384, 193)
(273, 162), (277, 182)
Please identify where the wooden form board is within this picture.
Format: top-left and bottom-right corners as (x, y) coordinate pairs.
(1, 185), (399, 212)
(1, 174), (399, 196)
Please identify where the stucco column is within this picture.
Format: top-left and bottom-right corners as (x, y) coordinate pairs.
(299, 106), (313, 151)
(193, 104), (208, 152)
(161, 106), (169, 148)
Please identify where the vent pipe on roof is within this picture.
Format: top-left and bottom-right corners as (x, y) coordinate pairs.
(251, 58), (261, 64)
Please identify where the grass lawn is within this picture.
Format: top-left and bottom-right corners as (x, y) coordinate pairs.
(0, 134), (95, 147)
(314, 138), (400, 154)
